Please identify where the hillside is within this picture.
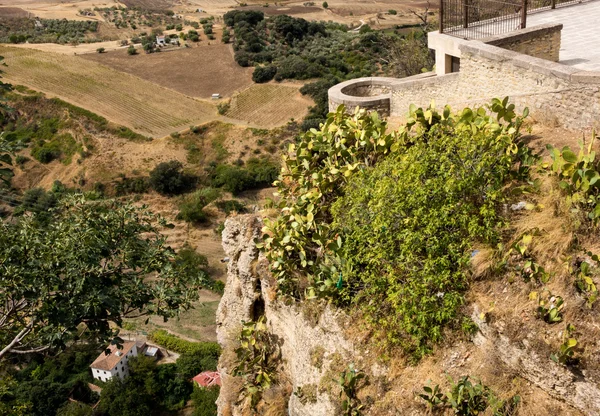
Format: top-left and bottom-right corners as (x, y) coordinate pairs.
(215, 102), (600, 415)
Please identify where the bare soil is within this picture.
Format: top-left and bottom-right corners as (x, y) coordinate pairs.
(82, 42), (253, 99)
(0, 7), (29, 17)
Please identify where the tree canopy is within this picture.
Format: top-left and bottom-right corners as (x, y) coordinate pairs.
(0, 195), (207, 359)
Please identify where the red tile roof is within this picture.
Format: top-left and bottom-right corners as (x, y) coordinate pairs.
(90, 341), (136, 371)
(192, 371), (221, 387)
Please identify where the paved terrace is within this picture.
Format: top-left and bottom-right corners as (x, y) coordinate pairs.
(446, 0), (600, 70)
(528, 0), (600, 70)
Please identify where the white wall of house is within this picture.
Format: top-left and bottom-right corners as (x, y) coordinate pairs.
(91, 344), (138, 382)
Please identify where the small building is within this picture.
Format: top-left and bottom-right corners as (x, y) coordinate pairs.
(211, 93), (221, 99)
(156, 36), (167, 46)
(192, 371), (221, 388)
(90, 341), (138, 382)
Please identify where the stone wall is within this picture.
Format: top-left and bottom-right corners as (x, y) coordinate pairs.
(484, 23), (562, 62)
(390, 40), (600, 130)
(328, 74), (435, 116)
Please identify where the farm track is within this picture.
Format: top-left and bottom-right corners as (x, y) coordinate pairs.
(0, 46), (217, 137)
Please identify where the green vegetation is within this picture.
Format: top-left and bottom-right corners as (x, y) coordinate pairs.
(215, 199), (246, 215)
(419, 376), (520, 415)
(98, 356), (191, 415)
(31, 132), (80, 164)
(337, 365), (366, 416)
(176, 349), (218, 379)
(0, 344), (101, 416)
(94, 6), (179, 31)
(148, 330), (221, 356)
(551, 323), (579, 365)
(233, 317), (279, 408)
(545, 142), (600, 223)
(259, 101), (532, 359)
(0, 196), (205, 360)
(191, 386), (220, 416)
(2, 19), (98, 44)
(224, 11), (432, 130)
(149, 160), (195, 195)
(209, 157), (279, 195)
(177, 187), (221, 223)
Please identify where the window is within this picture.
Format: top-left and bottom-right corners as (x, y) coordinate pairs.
(104, 371), (107, 375)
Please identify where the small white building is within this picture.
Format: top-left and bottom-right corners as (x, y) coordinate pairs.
(90, 341), (138, 382)
(156, 36), (167, 46)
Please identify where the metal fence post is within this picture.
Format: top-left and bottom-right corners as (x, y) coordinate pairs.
(440, 0), (445, 32)
(551, 0), (556, 9)
(521, 0), (527, 28)
(463, 0), (470, 28)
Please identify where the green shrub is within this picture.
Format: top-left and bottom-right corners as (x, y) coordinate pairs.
(191, 386), (220, 416)
(176, 350), (218, 379)
(259, 101), (532, 359)
(217, 102), (230, 115)
(15, 155), (29, 166)
(148, 330), (221, 356)
(215, 199), (246, 215)
(210, 164), (254, 195)
(127, 45), (137, 55)
(252, 65), (277, 83)
(31, 133), (80, 164)
(149, 160), (195, 195)
(114, 176), (150, 196)
(419, 376), (520, 415)
(177, 187), (221, 223)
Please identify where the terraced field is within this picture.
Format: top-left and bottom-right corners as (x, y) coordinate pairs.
(225, 83), (312, 128)
(0, 46), (217, 137)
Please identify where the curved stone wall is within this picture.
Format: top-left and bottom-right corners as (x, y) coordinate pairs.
(328, 77), (397, 116)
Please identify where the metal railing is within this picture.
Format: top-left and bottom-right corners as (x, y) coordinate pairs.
(440, 0), (585, 38)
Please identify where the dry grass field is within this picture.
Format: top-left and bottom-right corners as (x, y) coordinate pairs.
(227, 0), (435, 29)
(5, 0), (121, 20)
(82, 43), (253, 99)
(225, 84), (312, 128)
(0, 45), (219, 137)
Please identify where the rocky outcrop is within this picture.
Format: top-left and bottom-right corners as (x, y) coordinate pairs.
(216, 215), (354, 416)
(473, 308), (600, 416)
(216, 215), (600, 415)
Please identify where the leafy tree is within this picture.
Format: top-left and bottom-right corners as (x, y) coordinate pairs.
(97, 377), (153, 416)
(127, 45), (137, 55)
(96, 47), (105, 53)
(323, 1), (329, 8)
(191, 385), (219, 416)
(176, 349), (218, 379)
(0, 376), (31, 416)
(97, 356), (193, 415)
(57, 402), (93, 416)
(0, 135), (16, 187)
(149, 160), (194, 195)
(0, 196), (205, 359)
(210, 164), (254, 195)
(252, 65), (277, 83)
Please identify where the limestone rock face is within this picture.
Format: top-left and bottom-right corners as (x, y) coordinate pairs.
(216, 215), (353, 416)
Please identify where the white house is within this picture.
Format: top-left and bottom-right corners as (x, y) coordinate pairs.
(90, 341), (138, 382)
(156, 36), (167, 46)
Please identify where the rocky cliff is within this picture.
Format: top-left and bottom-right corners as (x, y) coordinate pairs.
(216, 215), (600, 416)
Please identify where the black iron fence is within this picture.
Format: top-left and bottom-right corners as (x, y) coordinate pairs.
(440, 0), (585, 39)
